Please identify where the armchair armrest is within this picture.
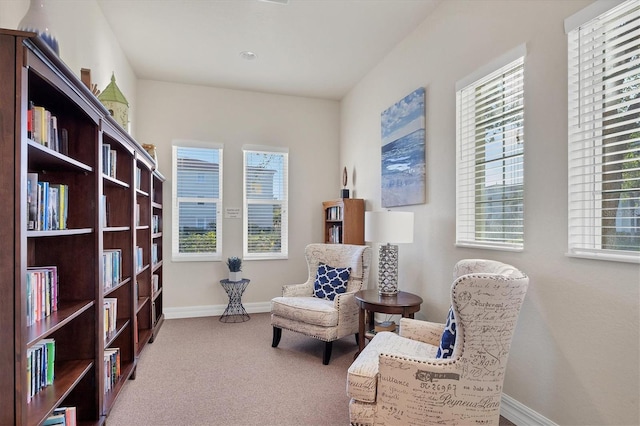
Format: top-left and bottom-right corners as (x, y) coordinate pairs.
(333, 290), (360, 335)
(399, 317), (445, 346)
(282, 281), (314, 297)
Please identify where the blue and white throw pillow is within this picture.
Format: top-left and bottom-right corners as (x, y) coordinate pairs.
(313, 263), (351, 301)
(436, 306), (456, 359)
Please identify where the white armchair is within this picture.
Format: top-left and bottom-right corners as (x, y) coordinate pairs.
(271, 243), (372, 364)
(347, 259), (529, 425)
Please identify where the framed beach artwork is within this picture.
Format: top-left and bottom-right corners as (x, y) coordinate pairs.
(380, 87), (426, 207)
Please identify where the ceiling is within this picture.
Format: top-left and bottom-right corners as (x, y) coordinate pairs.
(96, 0), (440, 100)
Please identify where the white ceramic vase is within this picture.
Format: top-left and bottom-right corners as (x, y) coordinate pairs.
(229, 272), (242, 282)
(18, 0), (59, 55)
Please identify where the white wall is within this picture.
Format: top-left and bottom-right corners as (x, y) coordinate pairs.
(0, 0), (138, 134)
(135, 80), (341, 308)
(340, 1), (639, 425)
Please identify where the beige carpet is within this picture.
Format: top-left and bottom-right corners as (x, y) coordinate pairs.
(106, 313), (356, 426)
(106, 313), (516, 426)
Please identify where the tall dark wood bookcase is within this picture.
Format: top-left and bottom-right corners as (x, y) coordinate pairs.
(0, 29), (164, 425)
(150, 170), (165, 342)
(322, 198), (365, 245)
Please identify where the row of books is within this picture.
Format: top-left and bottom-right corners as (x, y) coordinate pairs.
(152, 214), (161, 233)
(27, 338), (55, 403)
(327, 225), (342, 244)
(28, 103), (69, 155)
(102, 144), (118, 178)
(135, 167), (142, 190)
(152, 274), (160, 293)
(43, 406), (77, 426)
(104, 298), (118, 342)
(101, 195), (110, 227)
(104, 348), (121, 394)
(103, 249), (123, 291)
(27, 173), (69, 231)
(152, 243), (159, 265)
(26, 266), (59, 326)
(326, 206), (343, 221)
(136, 246), (144, 272)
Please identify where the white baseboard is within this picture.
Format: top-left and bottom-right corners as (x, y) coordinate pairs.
(501, 393), (556, 426)
(165, 302), (271, 319)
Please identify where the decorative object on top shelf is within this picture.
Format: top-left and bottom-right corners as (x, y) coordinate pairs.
(226, 256), (243, 282)
(142, 143), (158, 165)
(18, 0), (59, 55)
(341, 166), (350, 198)
(381, 87), (426, 207)
(80, 68), (101, 96)
(98, 73), (129, 131)
(365, 211), (414, 296)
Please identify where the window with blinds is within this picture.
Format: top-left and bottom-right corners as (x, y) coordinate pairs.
(566, 0), (640, 263)
(243, 147), (288, 259)
(456, 53), (525, 250)
(172, 145), (223, 261)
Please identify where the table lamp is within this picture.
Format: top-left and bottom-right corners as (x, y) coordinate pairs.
(364, 211), (414, 296)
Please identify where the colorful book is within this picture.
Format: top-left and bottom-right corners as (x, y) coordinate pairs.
(27, 173), (38, 230)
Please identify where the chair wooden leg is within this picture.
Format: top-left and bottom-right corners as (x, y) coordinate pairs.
(323, 341), (333, 365)
(354, 333), (359, 345)
(272, 326), (282, 348)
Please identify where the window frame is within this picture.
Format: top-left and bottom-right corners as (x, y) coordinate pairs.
(242, 145), (289, 260)
(565, 0), (640, 263)
(171, 141), (224, 262)
(455, 44), (527, 251)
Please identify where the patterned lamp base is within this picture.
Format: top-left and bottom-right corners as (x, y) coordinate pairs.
(378, 243), (399, 296)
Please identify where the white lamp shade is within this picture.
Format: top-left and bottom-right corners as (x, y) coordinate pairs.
(365, 211), (414, 244)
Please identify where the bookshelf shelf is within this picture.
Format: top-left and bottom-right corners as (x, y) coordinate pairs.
(27, 228), (93, 237)
(27, 140), (93, 173)
(0, 29), (164, 425)
(27, 359), (93, 426)
(105, 319), (131, 347)
(104, 278), (132, 297)
(103, 174), (130, 189)
(104, 226), (130, 232)
(26, 300), (95, 346)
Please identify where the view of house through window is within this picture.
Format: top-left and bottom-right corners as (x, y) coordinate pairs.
(567, 0), (640, 260)
(172, 145), (222, 260)
(456, 51), (525, 250)
(243, 147), (288, 259)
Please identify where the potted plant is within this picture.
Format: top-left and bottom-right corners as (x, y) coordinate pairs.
(226, 256), (242, 282)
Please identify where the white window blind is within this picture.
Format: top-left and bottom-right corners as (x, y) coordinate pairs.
(456, 54), (525, 250)
(567, 0), (640, 263)
(243, 146), (288, 259)
(172, 144), (223, 261)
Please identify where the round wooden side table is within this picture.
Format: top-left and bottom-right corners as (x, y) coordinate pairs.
(354, 289), (423, 356)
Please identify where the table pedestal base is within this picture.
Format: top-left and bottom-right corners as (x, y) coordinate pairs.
(219, 279), (250, 323)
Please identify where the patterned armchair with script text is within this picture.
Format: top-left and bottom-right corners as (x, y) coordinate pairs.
(347, 259), (529, 425)
(271, 243), (371, 365)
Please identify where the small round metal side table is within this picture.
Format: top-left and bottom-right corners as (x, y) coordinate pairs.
(219, 278), (250, 323)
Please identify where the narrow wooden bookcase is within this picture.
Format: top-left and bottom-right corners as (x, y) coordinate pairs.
(0, 29), (163, 425)
(150, 170), (165, 342)
(322, 198), (365, 245)
(100, 118), (136, 415)
(134, 155), (153, 356)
